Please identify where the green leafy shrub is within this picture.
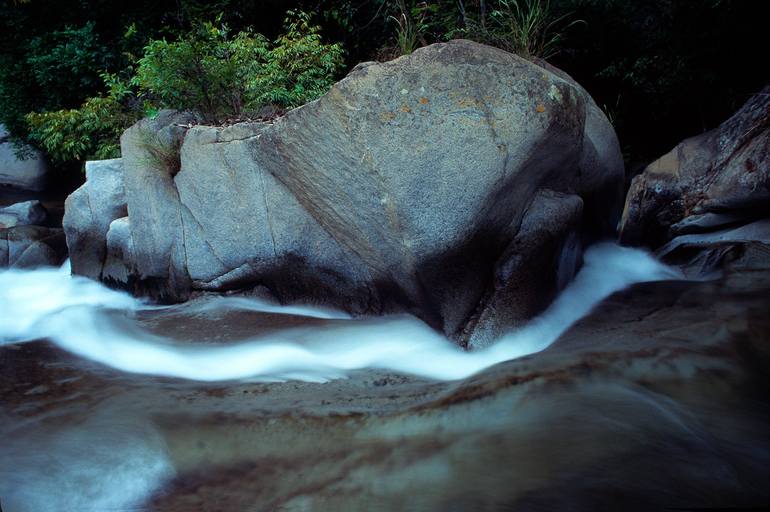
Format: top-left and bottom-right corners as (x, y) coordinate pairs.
(25, 21), (114, 107)
(0, 21), (116, 146)
(134, 11), (344, 123)
(249, 11), (346, 108)
(25, 75), (142, 163)
(133, 21), (270, 123)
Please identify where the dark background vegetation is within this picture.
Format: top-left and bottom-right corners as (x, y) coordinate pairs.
(1, 0), (767, 179)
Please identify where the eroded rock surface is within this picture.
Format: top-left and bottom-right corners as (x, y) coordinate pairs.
(63, 158), (127, 280)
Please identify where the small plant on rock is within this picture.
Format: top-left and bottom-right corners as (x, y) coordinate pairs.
(135, 127), (183, 177)
(465, 0), (583, 60)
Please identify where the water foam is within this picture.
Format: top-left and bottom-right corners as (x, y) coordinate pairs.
(0, 243), (679, 382)
(0, 409), (174, 512)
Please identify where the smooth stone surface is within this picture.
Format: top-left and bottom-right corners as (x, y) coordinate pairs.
(102, 216), (133, 284)
(0, 199), (47, 227)
(120, 111), (196, 301)
(465, 189), (583, 348)
(670, 211), (750, 236)
(658, 219), (770, 260)
(0, 213), (17, 228)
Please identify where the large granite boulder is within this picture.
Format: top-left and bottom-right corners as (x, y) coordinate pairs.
(0, 225), (66, 268)
(62, 158), (127, 280)
(0, 125), (49, 191)
(70, 40), (623, 337)
(620, 86), (770, 248)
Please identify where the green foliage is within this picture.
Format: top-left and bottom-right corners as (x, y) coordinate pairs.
(25, 76), (142, 164)
(21, 10), (344, 166)
(2, 0), (766, 172)
(486, 0), (582, 59)
(250, 11), (345, 107)
(134, 12), (344, 123)
(374, 0), (578, 60)
(133, 20), (270, 123)
(0, 20), (116, 146)
(388, 0), (426, 56)
(25, 22), (114, 106)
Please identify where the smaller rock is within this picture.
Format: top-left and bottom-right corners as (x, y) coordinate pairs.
(669, 211), (748, 236)
(465, 190), (584, 348)
(102, 217), (133, 284)
(619, 86), (770, 248)
(0, 213), (18, 228)
(0, 200), (47, 226)
(63, 158), (127, 280)
(657, 219), (770, 277)
(0, 125), (49, 191)
(0, 225), (67, 268)
(658, 219), (770, 259)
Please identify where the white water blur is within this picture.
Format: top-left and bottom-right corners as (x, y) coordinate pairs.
(0, 410), (174, 512)
(0, 243), (679, 382)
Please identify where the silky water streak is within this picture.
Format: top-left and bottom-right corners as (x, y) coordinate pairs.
(0, 243), (679, 382)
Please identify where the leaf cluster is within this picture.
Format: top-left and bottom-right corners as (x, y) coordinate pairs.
(25, 78), (143, 163)
(134, 11), (344, 123)
(22, 10), (345, 165)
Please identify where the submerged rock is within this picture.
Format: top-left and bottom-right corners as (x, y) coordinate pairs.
(67, 40), (623, 337)
(1, 259), (768, 511)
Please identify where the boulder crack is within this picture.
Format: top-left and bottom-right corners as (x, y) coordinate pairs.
(258, 168), (278, 258)
(177, 201), (229, 269)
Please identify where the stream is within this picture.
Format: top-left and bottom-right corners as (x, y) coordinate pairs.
(1, 243), (768, 511)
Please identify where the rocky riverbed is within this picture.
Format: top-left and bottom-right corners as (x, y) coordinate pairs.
(2, 259), (768, 511)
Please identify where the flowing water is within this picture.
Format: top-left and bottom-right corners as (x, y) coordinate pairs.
(1, 243), (768, 511)
(0, 243), (676, 382)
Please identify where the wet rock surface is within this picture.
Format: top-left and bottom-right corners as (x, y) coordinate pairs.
(2, 263), (768, 511)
